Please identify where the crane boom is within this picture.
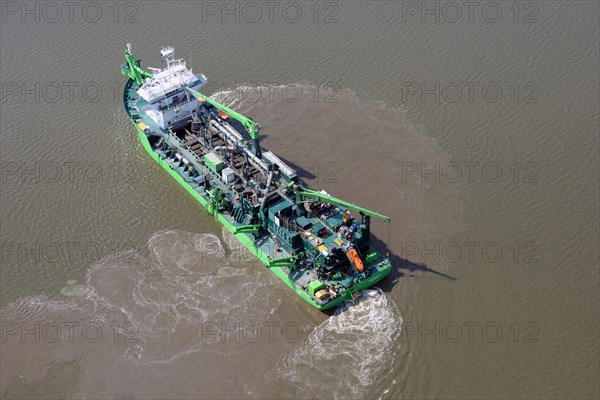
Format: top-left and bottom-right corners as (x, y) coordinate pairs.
(185, 86), (262, 157)
(295, 187), (391, 222)
(121, 44), (153, 86)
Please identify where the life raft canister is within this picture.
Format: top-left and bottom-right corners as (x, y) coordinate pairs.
(346, 248), (364, 272)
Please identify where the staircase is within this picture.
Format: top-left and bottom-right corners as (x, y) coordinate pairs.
(232, 205), (245, 224)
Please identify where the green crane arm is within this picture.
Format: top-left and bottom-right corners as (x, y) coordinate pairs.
(121, 46), (152, 86)
(267, 255), (299, 268)
(185, 87), (259, 139)
(295, 187), (391, 222)
(185, 86), (262, 157)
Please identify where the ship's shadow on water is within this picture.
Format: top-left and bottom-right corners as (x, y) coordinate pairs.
(272, 155), (317, 180)
(369, 236), (457, 293)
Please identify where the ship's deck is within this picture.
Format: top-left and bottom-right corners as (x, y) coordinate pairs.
(123, 79), (391, 308)
(124, 80), (294, 259)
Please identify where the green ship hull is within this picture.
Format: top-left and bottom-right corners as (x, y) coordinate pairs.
(121, 45), (392, 310)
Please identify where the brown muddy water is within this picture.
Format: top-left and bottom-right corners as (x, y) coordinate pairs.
(0, 1), (598, 399)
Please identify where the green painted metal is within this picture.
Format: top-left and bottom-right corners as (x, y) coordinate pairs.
(204, 152), (224, 172)
(233, 224), (261, 234)
(185, 86), (262, 157)
(365, 251), (378, 264)
(266, 255), (299, 268)
(308, 279), (325, 296)
(295, 186), (391, 222)
(121, 49), (152, 86)
(207, 188), (224, 216)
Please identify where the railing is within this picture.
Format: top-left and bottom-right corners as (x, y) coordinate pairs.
(166, 131), (228, 191)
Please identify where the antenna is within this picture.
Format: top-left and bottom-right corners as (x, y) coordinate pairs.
(190, 49), (193, 73)
(158, 79), (170, 111)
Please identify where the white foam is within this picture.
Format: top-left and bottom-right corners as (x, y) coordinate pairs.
(265, 289), (402, 399)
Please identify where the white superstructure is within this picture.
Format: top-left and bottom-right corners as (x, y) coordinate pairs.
(137, 46), (206, 130)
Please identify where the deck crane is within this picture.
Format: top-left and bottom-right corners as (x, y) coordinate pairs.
(185, 86), (262, 158)
(120, 43), (153, 86)
(294, 186), (390, 240)
(294, 186), (391, 222)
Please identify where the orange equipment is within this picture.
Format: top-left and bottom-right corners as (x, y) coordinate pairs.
(346, 248), (364, 272)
